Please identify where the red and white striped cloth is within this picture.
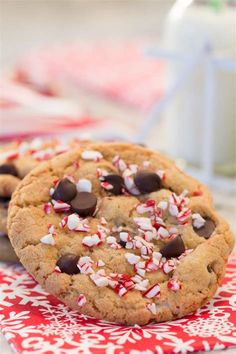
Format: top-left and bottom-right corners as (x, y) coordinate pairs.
(14, 40), (166, 112)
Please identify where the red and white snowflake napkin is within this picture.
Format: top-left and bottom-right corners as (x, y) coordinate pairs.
(0, 254), (236, 354)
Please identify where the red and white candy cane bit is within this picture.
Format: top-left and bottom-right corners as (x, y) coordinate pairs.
(156, 169), (165, 180)
(82, 234), (102, 248)
(120, 232), (132, 243)
(90, 273), (109, 288)
(78, 256), (94, 274)
(52, 178), (59, 186)
(96, 259), (105, 267)
(143, 283), (161, 299)
(59, 216), (68, 229)
(81, 150), (103, 162)
(40, 233), (55, 246)
(72, 161), (80, 169)
(163, 259), (176, 274)
(78, 294), (87, 307)
(146, 302), (157, 315)
(6, 151), (19, 161)
(54, 266), (61, 273)
(48, 224), (55, 234)
(167, 279), (182, 291)
(52, 200), (71, 213)
(43, 202), (52, 215)
(114, 284), (128, 297)
(100, 181), (113, 190)
(100, 217), (108, 225)
(112, 155), (127, 171)
(145, 258), (159, 273)
(177, 207), (192, 224)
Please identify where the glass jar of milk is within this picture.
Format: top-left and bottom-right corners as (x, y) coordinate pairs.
(163, 0), (236, 177)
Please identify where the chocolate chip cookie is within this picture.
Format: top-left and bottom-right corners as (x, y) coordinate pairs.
(0, 138), (81, 262)
(8, 142), (234, 324)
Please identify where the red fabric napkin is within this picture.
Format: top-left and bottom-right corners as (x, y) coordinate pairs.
(14, 40), (166, 112)
(0, 253), (236, 354)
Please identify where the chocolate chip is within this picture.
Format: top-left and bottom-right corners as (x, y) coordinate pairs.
(134, 171), (161, 194)
(56, 254), (80, 275)
(193, 218), (216, 239)
(70, 192), (97, 216)
(0, 196), (11, 208)
(119, 240), (127, 248)
(160, 235), (185, 259)
(207, 265), (213, 273)
(103, 174), (124, 195)
(0, 163), (18, 177)
(52, 178), (77, 202)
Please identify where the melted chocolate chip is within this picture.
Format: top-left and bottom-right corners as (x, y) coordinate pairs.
(207, 265), (213, 273)
(0, 163), (18, 177)
(134, 171), (161, 194)
(52, 178), (77, 202)
(160, 235), (185, 259)
(193, 218), (216, 239)
(56, 254), (80, 274)
(0, 196), (11, 208)
(119, 240), (127, 248)
(103, 174), (124, 195)
(70, 192), (97, 216)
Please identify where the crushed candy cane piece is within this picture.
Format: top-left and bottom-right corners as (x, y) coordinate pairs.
(90, 273), (109, 287)
(146, 302), (157, 315)
(192, 213), (206, 229)
(163, 259), (176, 274)
(167, 279), (182, 291)
(143, 283), (161, 298)
(96, 168), (108, 178)
(78, 294), (86, 307)
(101, 181), (113, 190)
(133, 217), (153, 231)
(66, 214), (90, 232)
(112, 155), (127, 171)
(49, 188), (55, 196)
(81, 150), (103, 162)
(33, 148), (54, 161)
(156, 170), (165, 180)
(123, 169), (140, 195)
(97, 260), (105, 267)
(52, 200), (70, 213)
(134, 279), (149, 291)
(40, 233), (55, 246)
(77, 256), (94, 274)
(54, 266), (61, 273)
(157, 227), (170, 239)
(120, 232), (131, 243)
(100, 217), (107, 225)
(125, 253), (140, 265)
(48, 224), (55, 234)
(76, 179), (92, 193)
(107, 236), (117, 244)
(153, 251), (162, 260)
(82, 234), (101, 247)
(43, 202), (52, 215)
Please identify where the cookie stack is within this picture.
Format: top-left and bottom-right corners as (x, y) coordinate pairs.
(2, 141), (234, 325)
